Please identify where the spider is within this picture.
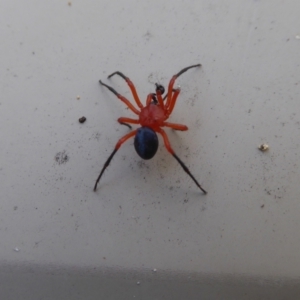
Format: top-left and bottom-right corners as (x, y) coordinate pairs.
(94, 64), (207, 194)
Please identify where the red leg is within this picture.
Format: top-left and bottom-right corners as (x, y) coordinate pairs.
(163, 88), (177, 101)
(165, 78), (176, 108)
(108, 71), (144, 109)
(156, 127), (207, 194)
(100, 80), (140, 115)
(156, 90), (165, 109)
(94, 130), (137, 191)
(118, 117), (140, 129)
(166, 64), (201, 109)
(146, 92), (164, 107)
(162, 122), (188, 131)
(146, 93), (154, 106)
(166, 88), (180, 116)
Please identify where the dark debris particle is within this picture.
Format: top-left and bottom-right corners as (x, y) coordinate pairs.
(55, 150), (69, 165)
(79, 116), (86, 123)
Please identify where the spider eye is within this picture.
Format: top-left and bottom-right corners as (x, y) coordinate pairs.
(155, 83), (165, 95)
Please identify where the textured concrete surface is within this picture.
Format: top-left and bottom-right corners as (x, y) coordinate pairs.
(1, 0), (300, 298)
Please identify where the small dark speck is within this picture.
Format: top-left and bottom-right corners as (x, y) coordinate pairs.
(79, 116), (86, 123)
(286, 38), (290, 42)
(184, 199), (189, 203)
(137, 160), (149, 169)
(32, 52), (35, 55)
(55, 150), (69, 165)
(265, 189), (271, 195)
(14, 206), (18, 211)
(261, 204), (265, 208)
(93, 132), (101, 140)
(78, 117), (86, 123)
(143, 30), (153, 40)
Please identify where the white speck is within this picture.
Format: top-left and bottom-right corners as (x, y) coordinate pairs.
(14, 247), (20, 252)
(295, 35), (300, 40)
(258, 144), (269, 152)
(136, 281), (140, 285)
(153, 268), (157, 272)
(76, 95), (80, 100)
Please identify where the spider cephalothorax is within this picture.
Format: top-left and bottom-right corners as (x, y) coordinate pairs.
(94, 64), (207, 194)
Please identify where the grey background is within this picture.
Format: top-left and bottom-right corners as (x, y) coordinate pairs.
(1, 0), (300, 298)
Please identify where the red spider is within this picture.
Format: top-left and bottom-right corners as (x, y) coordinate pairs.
(94, 64), (207, 194)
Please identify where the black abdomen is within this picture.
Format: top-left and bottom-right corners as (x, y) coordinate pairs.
(134, 127), (159, 160)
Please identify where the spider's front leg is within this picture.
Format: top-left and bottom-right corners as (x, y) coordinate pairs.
(153, 83), (178, 103)
(99, 80), (140, 115)
(108, 71), (144, 109)
(165, 64), (201, 109)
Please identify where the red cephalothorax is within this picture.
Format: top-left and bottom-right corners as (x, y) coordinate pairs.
(94, 64), (207, 194)
(139, 104), (166, 129)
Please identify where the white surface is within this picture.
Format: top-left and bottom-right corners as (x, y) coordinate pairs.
(1, 0), (300, 297)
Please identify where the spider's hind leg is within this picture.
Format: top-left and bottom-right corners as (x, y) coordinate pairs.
(94, 129), (137, 191)
(156, 127), (207, 194)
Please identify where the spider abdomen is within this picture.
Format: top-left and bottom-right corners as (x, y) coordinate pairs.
(134, 127), (159, 160)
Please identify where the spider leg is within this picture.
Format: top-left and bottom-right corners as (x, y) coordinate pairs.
(151, 84), (176, 103)
(163, 89), (177, 101)
(118, 117), (140, 130)
(146, 93), (155, 106)
(166, 64), (201, 108)
(108, 71), (144, 109)
(162, 122), (188, 131)
(99, 80), (140, 115)
(156, 90), (165, 108)
(154, 84), (165, 108)
(156, 127), (207, 194)
(94, 129), (137, 191)
(166, 88), (180, 116)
